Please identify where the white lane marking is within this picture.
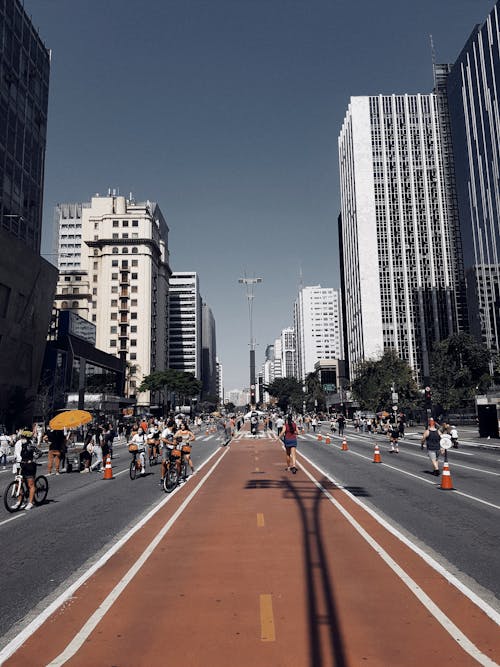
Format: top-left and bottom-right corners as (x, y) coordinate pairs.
(0, 513), (25, 528)
(298, 453), (500, 626)
(304, 439), (500, 510)
(297, 459), (500, 665)
(0, 446), (227, 665)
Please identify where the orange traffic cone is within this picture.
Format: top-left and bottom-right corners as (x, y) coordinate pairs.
(440, 460), (454, 490)
(317, 433), (322, 441)
(103, 454), (113, 480)
(373, 445), (382, 463)
(325, 436), (331, 445)
(341, 438), (349, 451)
(205, 429), (209, 435)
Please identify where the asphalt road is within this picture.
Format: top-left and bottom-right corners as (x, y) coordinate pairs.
(0, 429), (223, 649)
(293, 426), (500, 608)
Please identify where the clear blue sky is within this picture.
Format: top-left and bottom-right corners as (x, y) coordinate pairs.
(26, 0), (491, 390)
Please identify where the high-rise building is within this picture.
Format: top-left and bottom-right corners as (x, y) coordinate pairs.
(0, 0), (58, 425)
(216, 357), (224, 404)
(338, 95), (466, 382)
(281, 327), (296, 377)
(294, 286), (343, 381)
(447, 0), (500, 353)
(79, 193), (171, 405)
(168, 272), (202, 379)
(201, 302), (217, 398)
(273, 336), (283, 380)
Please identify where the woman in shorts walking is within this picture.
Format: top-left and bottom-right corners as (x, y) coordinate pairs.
(279, 415), (298, 474)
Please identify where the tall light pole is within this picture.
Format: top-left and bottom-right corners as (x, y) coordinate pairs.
(239, 274), (262, 408)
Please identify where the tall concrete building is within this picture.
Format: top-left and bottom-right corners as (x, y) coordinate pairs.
(0, 0), (58, 426)
(447, 0), (500, 353)
(216, 357), (224, 404)
(339, 94), (466, 382)
(201, 302), (217, 398)
(281, 327), (296, 378)
(294, 286), (343, 381)
(78, 193), (171, 405)
(168, 272), (202, 379)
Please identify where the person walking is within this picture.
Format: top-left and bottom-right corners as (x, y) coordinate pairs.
(337, 414), (346, 436)
(0, 432), (11, 469)
(311, 416), (318, 433)
(275, 415), (285, 436)
(279, 415), (298, 474)
(389, 423), (400, 453)
(450, 425), (459, 448)
(45, 428), (66, 475)
(421, 418), (442, 476)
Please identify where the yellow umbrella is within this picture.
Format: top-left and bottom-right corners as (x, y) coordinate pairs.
(49, 410), (93, 430)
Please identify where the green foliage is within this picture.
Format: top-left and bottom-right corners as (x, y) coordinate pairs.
(266, 377), (304, 413)
(304, 372), (326, 412)
(138, 370), (202, 402)
(429, 333), (491, 410)
(351, 350), (419, 412)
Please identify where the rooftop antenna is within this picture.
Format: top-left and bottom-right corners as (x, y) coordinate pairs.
(430, 34), (437, 87)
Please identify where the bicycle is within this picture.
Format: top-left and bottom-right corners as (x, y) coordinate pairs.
(147, 437), (160, 466)
(179, 444), (191, 482)
(128, 444), (145, 480)
(4, 467), (49, 513)
(162, 446), (180, 493)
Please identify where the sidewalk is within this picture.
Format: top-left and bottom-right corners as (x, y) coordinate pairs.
(3, 434), (499, 667)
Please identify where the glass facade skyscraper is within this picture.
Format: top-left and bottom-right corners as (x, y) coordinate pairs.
(447, 0), (500, 352)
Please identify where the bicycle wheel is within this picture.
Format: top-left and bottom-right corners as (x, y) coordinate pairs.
(163, 465), (178, 493)
(129, 459), (137, 480)
(4, 480), (23, 513)
(34, 475), (48, 505)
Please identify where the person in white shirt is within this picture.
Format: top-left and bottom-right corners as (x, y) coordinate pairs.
(275, 416), (285, 435)
(0, 433), (11, 469)
(130, 428), (147, 474)
(450, 426), (459, 449)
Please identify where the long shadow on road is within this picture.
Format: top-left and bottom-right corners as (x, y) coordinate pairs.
(246, 476), (357, 667)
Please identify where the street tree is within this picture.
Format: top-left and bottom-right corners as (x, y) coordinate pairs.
(429, 333), (491, 411)
(304, 372), (326, 412)
(351, 350), (419, 413)
(265, 377), (304, 413)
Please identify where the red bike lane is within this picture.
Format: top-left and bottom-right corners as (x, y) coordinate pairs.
(3, 435), (499, 667)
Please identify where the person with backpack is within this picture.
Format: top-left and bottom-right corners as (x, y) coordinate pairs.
(279, 415), (298, 474)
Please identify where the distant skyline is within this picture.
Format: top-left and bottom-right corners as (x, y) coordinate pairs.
(26, 0), (493, 389)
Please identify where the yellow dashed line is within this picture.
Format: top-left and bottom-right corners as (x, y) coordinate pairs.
(260, 594), (275, 641)
(257, 513), (265, 527)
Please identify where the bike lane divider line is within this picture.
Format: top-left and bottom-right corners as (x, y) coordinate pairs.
(0, 445), (229, 666)
(256, 512), (265, 527)
(297, 453), (500, 662)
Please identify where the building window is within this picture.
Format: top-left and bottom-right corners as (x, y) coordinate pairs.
(112, 273), (118, 280)
(131, 339), (137, 346)
(132, 220), (138, 227)
(122, 233), (129, 239)
(131, 312), (137, 320)
(132, 247), (138, 254)
(122, 247), (129, 253)
(112, 260), (118, 267)
(131, 325), (137, 332)
(61, 301), (68, 309)
(130, 353), (137, 360)
(112, 233), (118, 239)
(132, 260), (138, 267)
(72, 301), (79, 308)
(93, 262), (98, 269)
(112, 247), (118, 254)
(110, 326), (117, 333)
(92, 314), (97, 322)
(111, 286), (118, 293)
(113, 220), (119, 227)
(110, 340), (117, 347)
(132, 273), (138, 279)
(123, 220), (129, 227)
(111, 299), (118, 307)
(111, 312), (117, 320)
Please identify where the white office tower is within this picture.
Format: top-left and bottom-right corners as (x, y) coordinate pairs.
(168, 272), (202, 379)
(79, 194), (171, 404)
(281, 327), (296, 377)
(216, 357), (224, 404)
(294, 286), (343, 381)
(339, 95), (465, 381)
(273, 337), (283, 379)
(54, 203), (84, 270)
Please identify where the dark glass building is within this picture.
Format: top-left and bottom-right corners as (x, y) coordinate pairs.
(447, 1), (500, 352)
(0, 0), (57, 428)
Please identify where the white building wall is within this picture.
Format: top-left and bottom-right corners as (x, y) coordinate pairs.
(168, 272), (202, 379)
(294, 286), (343, 381)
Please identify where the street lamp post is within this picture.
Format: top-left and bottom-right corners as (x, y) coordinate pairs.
(239, 274), (262, 408)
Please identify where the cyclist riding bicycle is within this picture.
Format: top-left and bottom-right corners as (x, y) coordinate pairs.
(174, 421), (195, 474)
(159, 420), (176, 485)
(147, 424), (161, 460)
(129, 427), (147, 475)
(13, 430), (41, 510)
